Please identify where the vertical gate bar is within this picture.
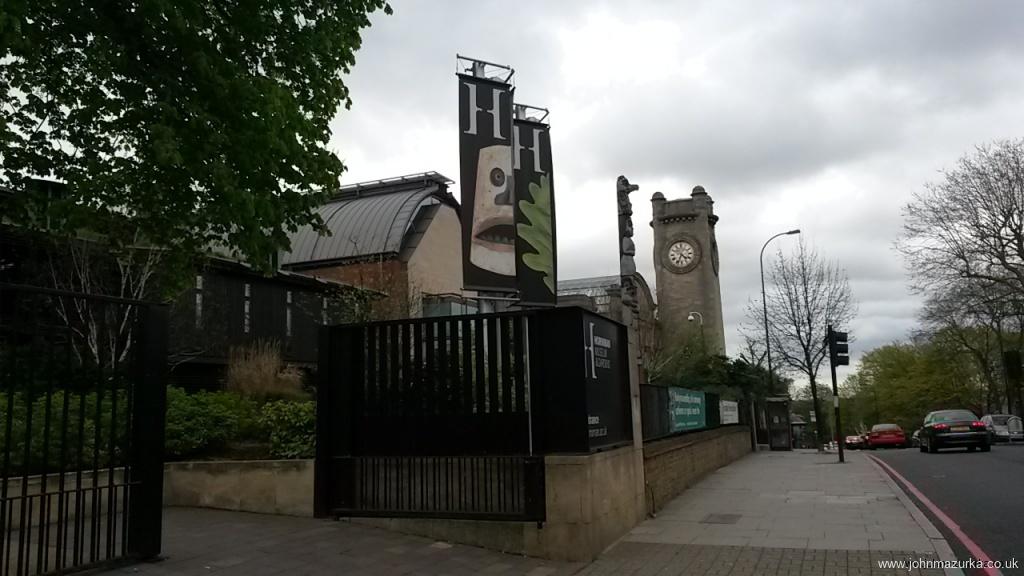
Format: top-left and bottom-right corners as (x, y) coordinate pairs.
(378, 326), (387, 417)
(401, 323), (410, 417)
(90, 327), (105, 564)
(487, 319), (498, 417)
(436, 321), (446, 419)
(126, 306), (167, 560)
(425, 321), (436, 418)
(460, 319), (472, 416)
(16, 331), (36, 576)
(36, 327), (57, 573)
(500, 317), (512, 414)
(513, 318), (525, 414)
(413, 323), (423, 422)
(389, 324), (399, 417)
(119, 327), (135, 559)
(526, 315), (544, 455)
(55, 324), (73, 572)
(457, 457), (463, 513)
(366, 326), (377, 419)
(473, 318), (484, 416)
(447, 320), (459, 415)
(22, 497), (33, 576)
(1, 292), (18, 576)
(73, 350), (87, 566)
(106, 318), (121, 561)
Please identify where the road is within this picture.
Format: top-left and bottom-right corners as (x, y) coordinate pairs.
(870, 444), (1024, 568)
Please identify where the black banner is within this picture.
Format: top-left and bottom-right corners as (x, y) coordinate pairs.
(583, 312), (631, 450)
(458, 73), (516, 292)
(514, 119), (557, 306)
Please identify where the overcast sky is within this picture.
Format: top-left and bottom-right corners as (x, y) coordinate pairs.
(327, 0), (1024, 373)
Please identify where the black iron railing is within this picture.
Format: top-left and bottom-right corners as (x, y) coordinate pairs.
(331, 455), (544, 521)
(0, 284), (166, 576)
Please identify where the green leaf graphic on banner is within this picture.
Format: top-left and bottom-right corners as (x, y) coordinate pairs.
(517, 175), (554, 293)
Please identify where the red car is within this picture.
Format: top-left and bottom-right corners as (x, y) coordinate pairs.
(866, 423), (906, 449)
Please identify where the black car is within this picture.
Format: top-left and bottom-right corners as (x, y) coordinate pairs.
(919, 409), (990, 453)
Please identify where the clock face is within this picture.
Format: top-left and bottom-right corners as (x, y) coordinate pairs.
(668, 241), (696, 269)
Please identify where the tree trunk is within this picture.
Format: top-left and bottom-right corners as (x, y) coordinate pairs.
(808, 375), (826, 448)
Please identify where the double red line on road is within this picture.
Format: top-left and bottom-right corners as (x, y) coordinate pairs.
(868, 454), (999, 576)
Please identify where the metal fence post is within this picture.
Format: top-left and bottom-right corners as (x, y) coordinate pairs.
(314, 325), (333, 518)
(127, 305), (167, 560)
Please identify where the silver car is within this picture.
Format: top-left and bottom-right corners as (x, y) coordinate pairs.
(980, 414), (1024, 443)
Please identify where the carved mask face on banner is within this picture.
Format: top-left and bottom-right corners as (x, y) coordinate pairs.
(470, 145), (515, 276)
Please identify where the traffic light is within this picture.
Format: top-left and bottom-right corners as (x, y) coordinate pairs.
(827, 326), (850, 366)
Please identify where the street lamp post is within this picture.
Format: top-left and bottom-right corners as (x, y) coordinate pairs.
(760, 229), (800, 395)
(687, 311), (705, 352)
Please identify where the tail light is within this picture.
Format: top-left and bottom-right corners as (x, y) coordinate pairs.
(971, 421), (986, 429)
(932, 423), (950, 431)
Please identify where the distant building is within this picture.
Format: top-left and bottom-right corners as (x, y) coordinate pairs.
(556, 273), (657, 382)
(282, 172), (465, 319)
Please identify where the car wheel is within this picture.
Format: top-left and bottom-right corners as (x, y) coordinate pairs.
(981, 443), (991, 453)
(919, 442), (926, 453)
(927, 439), (938, 453)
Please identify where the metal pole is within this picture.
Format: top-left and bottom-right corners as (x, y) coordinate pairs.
(760, 230), (799, 395)
(828, 325), (845, 463)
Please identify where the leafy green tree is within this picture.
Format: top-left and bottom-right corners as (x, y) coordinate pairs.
(1, 0), (391, 269)
(845, 340), (986, 434)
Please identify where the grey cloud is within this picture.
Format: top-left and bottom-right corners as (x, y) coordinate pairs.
(328, 0), (1024, 367)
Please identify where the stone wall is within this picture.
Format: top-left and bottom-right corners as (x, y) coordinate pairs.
(163, 460), (313, 516)
(643, 426), (750, 514)
(355, 445), (646, 562)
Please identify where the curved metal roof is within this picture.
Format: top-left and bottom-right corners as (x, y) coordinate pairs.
(282, 173), (457, 267)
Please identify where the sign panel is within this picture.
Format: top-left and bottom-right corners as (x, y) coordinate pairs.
(513, 118), (557, 306)
(583, 313), (630, 449)
(669, 388), (706, 432)
(458, 74), (516, 292)
(720, 400), (740, 425)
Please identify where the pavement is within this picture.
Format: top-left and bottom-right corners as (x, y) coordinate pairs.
(98, 450), (955, 576)
(872, 443), (1024, 568)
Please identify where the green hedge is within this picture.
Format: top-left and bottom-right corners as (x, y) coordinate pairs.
(258, 400), (316, 459)
(0, 389), (129, 474)
(1, 387), (316, 470)
(164, 387), (314, 460)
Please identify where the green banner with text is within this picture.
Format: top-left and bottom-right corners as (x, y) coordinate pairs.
(669, 387), (706, 432)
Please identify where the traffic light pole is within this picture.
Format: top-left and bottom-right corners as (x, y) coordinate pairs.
(828, 324), (845, 463)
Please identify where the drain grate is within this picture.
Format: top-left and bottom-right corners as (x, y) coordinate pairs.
(700, 513), (741, 524)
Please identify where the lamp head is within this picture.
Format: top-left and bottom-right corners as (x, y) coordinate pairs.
(687, 313), (696, 322)
(787, 229), (801, 235)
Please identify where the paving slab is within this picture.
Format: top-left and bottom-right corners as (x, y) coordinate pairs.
(625, 451), (939, 554)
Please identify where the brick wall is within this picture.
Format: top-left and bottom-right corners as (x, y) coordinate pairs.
(643, 426), (750, 514)
(297, 259), (411, 320)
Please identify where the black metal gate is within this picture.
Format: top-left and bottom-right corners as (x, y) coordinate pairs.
(1, 284), (166, 576)
(315, 312), (546, 521)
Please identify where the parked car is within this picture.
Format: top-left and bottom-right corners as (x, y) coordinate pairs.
(980, 414), (1024, 443)
(919, 409), (990, 453)
(910, 429), (921, 447)
(844, 435), (863, 450)
(866, 423), (906, 449)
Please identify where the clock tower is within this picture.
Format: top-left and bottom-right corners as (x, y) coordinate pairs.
(651, 186), (726, 354)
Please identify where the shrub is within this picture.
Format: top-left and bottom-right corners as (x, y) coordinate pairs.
(164, 387), (262, 459)
(225, 340), (306, 400)
(258, 400), (315, 459)
(0, 388), (129, 474)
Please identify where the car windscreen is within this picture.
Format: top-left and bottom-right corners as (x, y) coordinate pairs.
(930, 410), (976, 422)
(871, 424), (900, 432)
